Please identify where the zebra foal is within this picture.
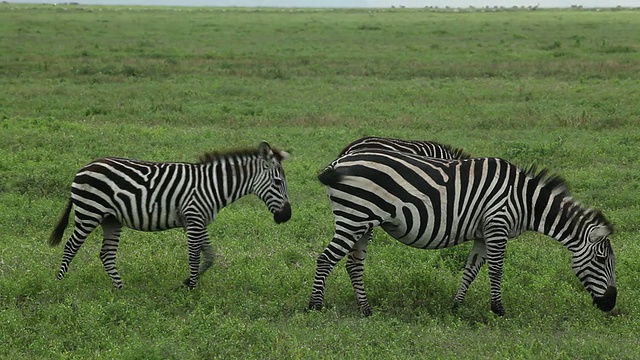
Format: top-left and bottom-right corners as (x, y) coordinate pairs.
(309, 150), (616, 316)
(49, 141), (291, 289)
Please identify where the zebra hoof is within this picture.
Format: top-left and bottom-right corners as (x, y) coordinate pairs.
(182, 278), (197, 289)
(361, 307), (373, 317)
(452, 302), (461, 312)
(491, 302), (505, 317)
(308, 302), (323, 312)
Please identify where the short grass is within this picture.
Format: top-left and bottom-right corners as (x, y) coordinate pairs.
(1, 4), (640, 359)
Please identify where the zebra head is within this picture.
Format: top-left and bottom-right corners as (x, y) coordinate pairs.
(571, 221), (616, 312)
(252, 141), (291, 224)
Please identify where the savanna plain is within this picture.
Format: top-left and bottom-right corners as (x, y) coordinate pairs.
(1, 4), (640, 359)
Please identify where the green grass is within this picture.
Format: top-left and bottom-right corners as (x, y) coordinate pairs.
(1, 4), (640, 359)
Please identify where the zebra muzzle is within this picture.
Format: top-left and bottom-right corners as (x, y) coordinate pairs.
(273, 202), (292, 224)
(593, 286), (617, 312)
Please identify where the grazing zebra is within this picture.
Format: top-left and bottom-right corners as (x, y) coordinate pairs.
(309, 150), (616, 316)
(339, 136), (470, 160)
(49, 141), (291, 289)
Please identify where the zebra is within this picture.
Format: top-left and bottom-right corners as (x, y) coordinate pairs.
(338, 135), (470, 160)
(308, 149), (616, 316)
(49, 141), (291, 289)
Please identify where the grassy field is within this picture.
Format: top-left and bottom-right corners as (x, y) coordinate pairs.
(1, 3), (640, 359)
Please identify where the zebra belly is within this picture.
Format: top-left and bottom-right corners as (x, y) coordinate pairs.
(74, 190), (185, 231)
(380, 216), (478, 250)
(381, 224), (474, 249)
(118, 205), (184, 231)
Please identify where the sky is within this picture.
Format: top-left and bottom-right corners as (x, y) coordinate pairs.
(8, 0), (640, 8)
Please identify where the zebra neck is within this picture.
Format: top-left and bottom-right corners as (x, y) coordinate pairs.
(529, 191), (585, 247)
(205, 157), (254, 207)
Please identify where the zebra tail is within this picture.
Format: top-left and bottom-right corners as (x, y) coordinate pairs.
(317, 166), (345, 186)
(49, 198), (73, 247)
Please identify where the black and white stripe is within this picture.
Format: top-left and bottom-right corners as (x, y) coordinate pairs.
(49, 141), (291, 289)
(309, 150), (616, 316)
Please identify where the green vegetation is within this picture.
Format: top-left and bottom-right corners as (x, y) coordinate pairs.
(1, 4), (639, 359)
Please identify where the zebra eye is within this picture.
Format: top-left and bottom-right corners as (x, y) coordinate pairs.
(273, 177), (283, 186)
(593, 242), (610, 264)
(594, 249), (608, 264)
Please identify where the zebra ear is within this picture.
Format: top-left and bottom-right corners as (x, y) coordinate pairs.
(589, 226), (612, 243)
(258, 141), (273, 159)
(276, 150), (291, 161)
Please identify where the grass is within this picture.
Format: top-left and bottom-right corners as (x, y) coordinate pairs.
(1, 3), (640, 359)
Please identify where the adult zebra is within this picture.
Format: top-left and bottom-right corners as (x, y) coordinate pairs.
(309, 150), (616, 316)
(49, 141), (291, 289)
(339, 135), (470, 160)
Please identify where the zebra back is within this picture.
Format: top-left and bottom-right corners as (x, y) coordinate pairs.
(339, 136), (470, 160)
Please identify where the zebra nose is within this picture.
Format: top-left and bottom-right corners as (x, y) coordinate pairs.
(593, 286), (617, 312)
(273, 202), (291, 224)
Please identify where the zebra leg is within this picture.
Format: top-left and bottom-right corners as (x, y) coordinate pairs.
(346, 230), (373, 316)
(199, 239), (215, 275)
(308, 227), (369, 313)
(485, 237), (508, 316)
(453, 240), (487, 310)
(183, 221), (207, 288)
(57, 213), (100, 281)
(100, 217), (123, 289)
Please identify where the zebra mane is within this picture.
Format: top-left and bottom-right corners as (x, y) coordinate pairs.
(443, 143), (471, 160)
(524, 164), (613, 230)
(523, 165), (570, 197)
(197, 147), (287, 164)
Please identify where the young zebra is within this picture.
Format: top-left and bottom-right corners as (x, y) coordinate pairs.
(49, 141), (291, 289)
(339, 136), (470, 159)
(309, 150), (616, 316)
